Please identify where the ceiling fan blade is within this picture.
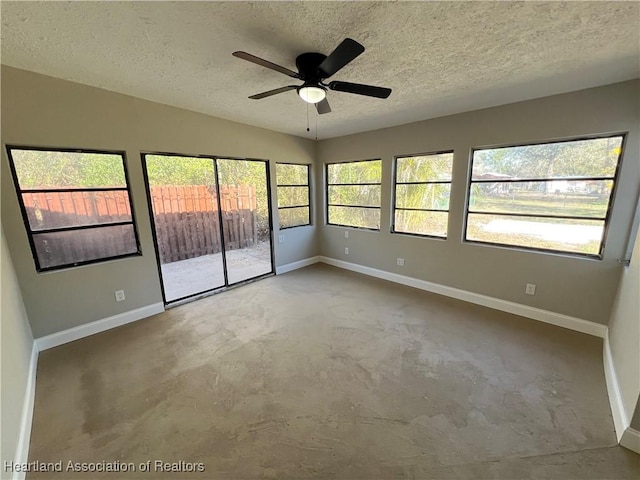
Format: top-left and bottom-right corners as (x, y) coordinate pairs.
(318, 38), (365, 78)
(233, 51), (299, 79)
(315, 98), (331, 115)
(249, 86), (298, 99)
(328, 81), (392, 99)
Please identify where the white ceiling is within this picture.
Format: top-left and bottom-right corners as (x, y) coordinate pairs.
(1, 1), (639, 140)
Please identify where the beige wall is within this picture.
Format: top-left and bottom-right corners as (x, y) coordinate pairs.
(631, 401), (640, 431)
(608, 225), (640, 430)
(1, 224), (35, 479)
(1, 65), (639, 460)
(317, 80), (640, 324)
(1, 66), (317, 338)
(2, 65), (638, 337)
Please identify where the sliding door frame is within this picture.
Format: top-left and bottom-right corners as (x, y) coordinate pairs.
(141, 151), (275, 305)
(216, 156), (276, 288)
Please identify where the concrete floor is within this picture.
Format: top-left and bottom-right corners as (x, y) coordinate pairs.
(28, 264), (638, 479)
(160, 241), (272, 301)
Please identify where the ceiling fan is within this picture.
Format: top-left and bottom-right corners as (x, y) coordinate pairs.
(232, 38), (392, 114)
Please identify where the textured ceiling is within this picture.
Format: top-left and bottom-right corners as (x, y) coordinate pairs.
(1, 1), (639, 140)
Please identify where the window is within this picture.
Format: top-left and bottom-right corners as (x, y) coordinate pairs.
(276, 163), (310, 228)
(6, 146), (141, 271)
(326, 159), (382, 230)
(465, 134), (625, 258)
(393, 151), (454, 238)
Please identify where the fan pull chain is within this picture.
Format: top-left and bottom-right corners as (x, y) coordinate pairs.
(315, 109), (318, 141)
(306, 103), (310, 133)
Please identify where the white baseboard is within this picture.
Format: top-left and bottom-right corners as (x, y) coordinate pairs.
(620, 427), (640, 454)
(319, 257), (633, 444)
(276, 256), (321, 275)
(16, 257), (632, 469)
(603, 330), (627, 442)
(13, 342), (38, 480)
(319, 256), (607, 338)
(35, 303), (165, 351)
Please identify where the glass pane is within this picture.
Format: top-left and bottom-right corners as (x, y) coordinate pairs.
(472, 136), (623, 180)
(328, 206), (380, 230)
(466, 213), (604, 255)
(32, 224), (138, 269)
(144, 155), (225, 302)
(10, 149), (127, 189)
(278, 186), (309, 208)
(327, 160), (381, 184)
(22, 191), (133, 231)
(395, 184), (450, 210)
(468, 180), (612, 218)
(396, 153), (453, 182)
(145, 155), (216, 186)
(394, 210), (449, 237)
(328, 185), (381, 207)
(218, 159), (273, 284)
(276, 164), (308, 185)
(279, 207), (309, 228)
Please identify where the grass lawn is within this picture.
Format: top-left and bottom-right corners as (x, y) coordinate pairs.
(470, 191), (610, 218)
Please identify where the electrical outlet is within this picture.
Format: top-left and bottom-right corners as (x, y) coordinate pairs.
(345, 230), (349, 238)
(525, 283), (536, 295)
(278, 234), (285, 243)
(397, 258), (405, 267)
(115, 290), (126, 302)
(344, 247), (349, 255)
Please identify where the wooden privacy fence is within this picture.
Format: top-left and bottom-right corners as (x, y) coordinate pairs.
(21, 190), (137, 268)
(150, 185), (258, 263)
(22, 190), (133, 227)
(22, 185), (260, 265)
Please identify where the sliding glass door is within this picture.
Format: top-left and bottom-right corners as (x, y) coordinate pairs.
(217, 159), (273, 284)
(143, 154), (274, 304)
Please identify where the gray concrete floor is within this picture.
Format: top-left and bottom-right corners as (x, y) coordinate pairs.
(28, 264), (639, 479)
(160, 241), (272, 301)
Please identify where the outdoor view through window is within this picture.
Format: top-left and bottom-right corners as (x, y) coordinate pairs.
(466, 135), (624, 257)
(7, 147), (139, 271)
(327, 160), (382, 230)
(393, 152), (453, 237)
(276, 163), (310, 229)
(143, 154), (273, 302)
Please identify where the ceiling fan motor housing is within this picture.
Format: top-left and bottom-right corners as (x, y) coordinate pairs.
(295, 52), (328, 83)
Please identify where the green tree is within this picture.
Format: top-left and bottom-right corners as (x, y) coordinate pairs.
(11, 150), (126, 188)
(328, 160), (381, 229)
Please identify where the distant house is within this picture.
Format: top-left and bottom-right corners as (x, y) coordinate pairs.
(473, 172), (513, 194)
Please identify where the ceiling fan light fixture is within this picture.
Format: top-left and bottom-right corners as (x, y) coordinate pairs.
(298, 85), (326, 104)
(234, 38), (392, 114)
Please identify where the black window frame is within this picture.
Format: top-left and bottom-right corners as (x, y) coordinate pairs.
(325, 158), (382, 231)
(392, 150), (454, 239)
(464, 133), (626, 259)
(275, 162), (311, 229)
(6, 145), (142, 272)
